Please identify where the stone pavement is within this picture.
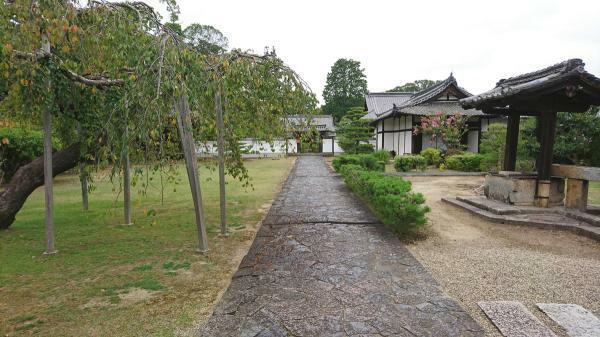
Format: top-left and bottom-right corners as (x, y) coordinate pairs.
(199, 156), (483, 337)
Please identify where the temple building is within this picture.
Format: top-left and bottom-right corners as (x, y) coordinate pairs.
(363, 74), (500, 155)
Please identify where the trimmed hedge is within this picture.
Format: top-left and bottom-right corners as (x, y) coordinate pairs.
(394, 155), (427, 172)
(372, 149), (391, 163)
(332, 154), (385, 172)
(0, 127), (57, 181)
(420, 148), (442, 167)
(338, 164), (429, 233)
(445, 153), (484, 172)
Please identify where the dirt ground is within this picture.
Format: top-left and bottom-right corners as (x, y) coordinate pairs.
(405, 176), (600, 337)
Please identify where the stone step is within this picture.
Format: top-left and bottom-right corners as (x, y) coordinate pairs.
(478, 301), (556, 337)
(456, 196), (522, 215)
(560, 208), (600, 227)
(537, 303), (600, 337)
(442, 197), (600, 241)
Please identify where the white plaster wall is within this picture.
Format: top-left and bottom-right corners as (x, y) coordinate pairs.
(467, 130), (479, 153)
(197, 139), (297, 156)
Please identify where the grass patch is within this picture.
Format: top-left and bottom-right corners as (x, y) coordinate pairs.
(131, 264), (153, 272)
(0, 157), (294, 337)
(162, 261), (191, 271)
(589, 181), (600, 205)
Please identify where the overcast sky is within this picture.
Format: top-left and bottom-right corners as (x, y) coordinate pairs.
(145, 0), (600, 104)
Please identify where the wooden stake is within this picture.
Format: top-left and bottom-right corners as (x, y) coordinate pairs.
(41, 33), (56, 255)
(175, 96), (209, 253)
(77, 123), (88, 211)
(123, 108), (132, 225)
(215, 87), (227, 236)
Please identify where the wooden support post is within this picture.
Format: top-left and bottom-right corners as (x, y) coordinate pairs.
(175, 96), (209, 252)
(214, 87), (227, 236)
(76, 123), (88, 211)
(123, 147), (132, 225)
(80, 163), (88, 211)
(41, 33), (56, 255)
(123, 108), (132, 225)
(503, 114), (520, 171)
(535, 112), (557, 207)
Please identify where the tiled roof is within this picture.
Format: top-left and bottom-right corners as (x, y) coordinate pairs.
(364, 92), (413, 119)
(461, 59), (600, 109)
(287, 115), (335, 131)
(397, 102), (484, 116)
(398, 74), (471, 109)
(365, 74), (482, 120)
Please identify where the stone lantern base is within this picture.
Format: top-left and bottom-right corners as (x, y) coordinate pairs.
(483, 172), (564, 207)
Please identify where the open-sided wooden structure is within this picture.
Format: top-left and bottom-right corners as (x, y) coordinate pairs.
(461, 59), (600, 207)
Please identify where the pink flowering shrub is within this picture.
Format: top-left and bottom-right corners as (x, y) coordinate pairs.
(413, 112), (468, 154)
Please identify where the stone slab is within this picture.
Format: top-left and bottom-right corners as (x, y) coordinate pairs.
(537, 303), (600, 337)
(478, 301), (556, 337)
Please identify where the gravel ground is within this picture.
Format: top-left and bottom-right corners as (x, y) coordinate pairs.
(405, 176), (600, 337)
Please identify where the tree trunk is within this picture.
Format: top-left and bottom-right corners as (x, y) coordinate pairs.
(0, 143), (80, 230)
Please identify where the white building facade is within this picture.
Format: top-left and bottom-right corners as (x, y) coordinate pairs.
(364, 74), (503, 155)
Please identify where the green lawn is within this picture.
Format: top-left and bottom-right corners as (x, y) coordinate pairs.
(590, 181), (600, 205)
(0, 157), (294, 337)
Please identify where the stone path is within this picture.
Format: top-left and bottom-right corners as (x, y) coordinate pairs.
(199, 156), (483, 337)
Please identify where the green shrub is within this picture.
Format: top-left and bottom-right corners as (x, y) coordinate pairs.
(394, 155), (427, 172)
(332, 154), (384, 172)
(339, 165), (429, 233)
(420, 148), (442, 167)
(356, 143), (374, 153)
(372, 150), (391, 163)
(445, 153), (484, 172)
(0, 127), (59, 181)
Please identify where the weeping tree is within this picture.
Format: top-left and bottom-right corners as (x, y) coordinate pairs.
(0, 0), (315, 250)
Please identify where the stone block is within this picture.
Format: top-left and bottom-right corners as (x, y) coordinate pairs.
(565, 179), (589, 211)
(537, 303), (600, 337)
(478, 301), (556, 337)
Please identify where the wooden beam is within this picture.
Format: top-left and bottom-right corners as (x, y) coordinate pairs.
(503, 114), (520, 171)
(214, 87), (227, 236)
(175, 96), (209, 253)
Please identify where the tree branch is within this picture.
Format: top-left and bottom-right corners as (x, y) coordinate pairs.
(12, 49), (125, 88)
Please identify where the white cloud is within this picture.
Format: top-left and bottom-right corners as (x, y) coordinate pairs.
(143, 0), (600, 103)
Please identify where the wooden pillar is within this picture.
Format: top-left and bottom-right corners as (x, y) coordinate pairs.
(175, 96), (209, 252)
(41, 33), (56, 255)
(535, 112), (557, 207)
(214, 87), (227, 236)
(503, 114), (520, 171)
(332, 136), (335, 155)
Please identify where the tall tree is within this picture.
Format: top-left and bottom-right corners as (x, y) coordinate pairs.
(336, 107), (374, 153)
(388, 79), (441, 93)
(322, 58), (367, 122)
(183, 24), (228, 54)
(0, 1), (315, 232)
